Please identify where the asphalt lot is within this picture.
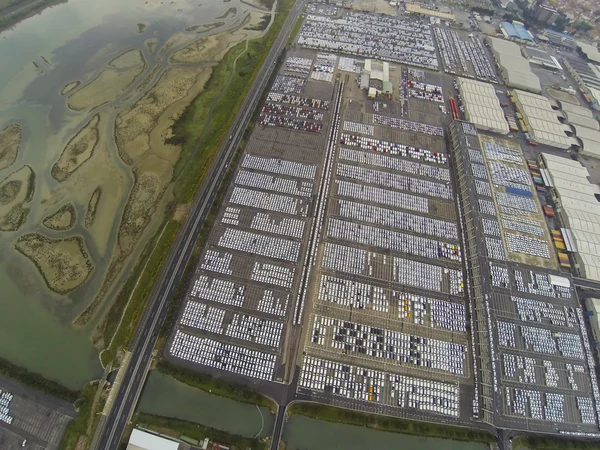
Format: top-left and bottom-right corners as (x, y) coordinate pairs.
(0, 376), (75, 450)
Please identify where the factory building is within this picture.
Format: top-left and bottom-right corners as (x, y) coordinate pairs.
(486, 37), (541, 93)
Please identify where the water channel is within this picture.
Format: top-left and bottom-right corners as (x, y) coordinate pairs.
(0, 0), (262, 388)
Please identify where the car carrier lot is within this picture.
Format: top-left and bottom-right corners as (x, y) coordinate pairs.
(166, 48), (335, 385)
(165, 3), (600, 437)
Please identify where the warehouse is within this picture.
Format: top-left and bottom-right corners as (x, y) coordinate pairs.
(456, 77), (509, 134)
(538, 153), (600, 281)
(127, 429), (181, 450)
(522, 46), (562, 70)
(500, 21), (534, 42)
(577, 41), (600, 65)
(563, 58), (600, 91)
(543, 29), (575, 49)
(486, 38), (541, 93)
(585, 298), (600, 349)
(511, 89), (576, 148)
(570, 124), (600, 156)
(559, 102), (599, 131)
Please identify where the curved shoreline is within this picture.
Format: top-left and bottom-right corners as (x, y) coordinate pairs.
(15, 233), (94, 295)
(43, 203), (76, 231)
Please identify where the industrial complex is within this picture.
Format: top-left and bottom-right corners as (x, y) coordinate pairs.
(137, 1), (600, 448)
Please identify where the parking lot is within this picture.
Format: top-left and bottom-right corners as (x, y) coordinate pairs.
(294, 63), (475, 423)
(0, 376), (74, 450)
(448, 120), (600, 433)
(167, 48), (337, 384)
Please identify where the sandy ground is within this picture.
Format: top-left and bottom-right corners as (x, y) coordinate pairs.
(60, 81), (80, 96)
(67, 49), (146, 111)
(85, 187), (101, 228)
(547, 87), (580, 105)
(42, 203), (76, 231)
(145, 38), (158, 54)
(0, 123), (22, 171)
(73, 7), (270, 332)
(51, 114), (100, 182)
(0, 165), (34, 232)
(15, 234), (94, 294)
(346, 0), (396, 15)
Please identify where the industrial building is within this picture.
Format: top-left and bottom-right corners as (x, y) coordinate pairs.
(577, 41), (600, 66)
(585, 298), (600, 349)
(500, 21), (534, 42)
(538, 153), (600, 281)
(361, 59), (392, 95)
(563, 58), (600, 110)
(571, 124), (600, 155)
(558, 101), (600, 131)
(522, 46), (562, 71)
(456, 77), (509, 134)
(486, 37), (541, 93)
(511, 89), (576, 148)
(532, 3), (559, 25)
(127, 429), (181, 450)
(543, 29), (575, 48)
(405, 3), (454, 20)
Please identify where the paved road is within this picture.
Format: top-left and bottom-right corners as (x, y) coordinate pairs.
(573, 277), (600, 291)
(94, 3), (306, 448)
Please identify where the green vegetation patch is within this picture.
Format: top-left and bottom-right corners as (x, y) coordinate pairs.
(515, 435), (600, 450)
(58, 382), (98, 450)
(288, 403), (495, 443)
(135, 413), (268, 450)
(0, 356), (78, 402)
(171, 0), (294, 203)
(101, 220), (180, 367)
(286, 14), (303, 47)
(156, 360), (273, 409)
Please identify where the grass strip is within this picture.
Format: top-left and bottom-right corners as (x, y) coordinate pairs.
(171, 0), (294, 203)
(0, 356), (78, 402)
(288, 402), (495, 443)
(286, 14), (303, 47)
(101, 220), (180, 367)
(134, 413), (268, 450)
(58, 382), (98, 450)
(515, 436), (600, 450)
(156, 360), (273, 409)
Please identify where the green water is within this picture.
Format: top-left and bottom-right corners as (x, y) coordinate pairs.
(282, 415), (490, 450)
(138, 371), (275, 438)
(0, 0), (256, 388)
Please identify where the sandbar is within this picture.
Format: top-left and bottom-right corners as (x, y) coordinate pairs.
(60, 81), (80, 96)
(85, 187), (102, 228)
(67, 49), (146, 111)
(0, 165), (34, 232)
(51, 114), (100, 182)
(15, 233), (94, 294)
(0, 124), (22, 171)
(43, 203), (76, 231)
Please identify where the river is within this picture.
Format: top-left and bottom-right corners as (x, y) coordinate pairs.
(282, 415), (490, 450)
(138, 371), (275, 438)
(0, 0), (267, 389)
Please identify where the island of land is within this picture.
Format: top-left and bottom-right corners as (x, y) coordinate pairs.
(42, 203), (76, 231)
(0, 165), (35, 232)
(0, 123), (22, 171)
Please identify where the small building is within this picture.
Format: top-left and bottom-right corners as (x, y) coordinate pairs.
(500, 21), (534, 42)
(383, 81), (393, 95)
(543, 29), (575, 49)
(585, 298), (600, 348)
(577, 41), (600, 66)
(522, 46), (562, 71)
(404, 3), (454, 20)
(127, 429), (180, 450)
(368, 87), (377, 99)
(360, 73), (370, 90)
(487, 37), (541, 93)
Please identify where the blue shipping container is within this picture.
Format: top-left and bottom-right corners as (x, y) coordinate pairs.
(506, 186), (533, 198)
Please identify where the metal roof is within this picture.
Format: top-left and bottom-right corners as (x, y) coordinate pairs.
(543, 153), (600, 282)
(561, 101), (595, 119)
(572, 124), (600, 144)
(488, 38), (541, 93)
(457, 77), (509, 135)
(127, 429), (179, 450)
(513, 90), (576, 148)
(577, 41), (600, 65)
(501, 21), (534, 41)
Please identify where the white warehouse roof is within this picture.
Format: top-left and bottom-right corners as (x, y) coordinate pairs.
(488, 38), (541, 93)
(456, 77), (509, 134)
(560, 101), (595, 119)
(542, 153), (600, 282)
(127, 429), (179, 450)
(577, 41), (600, 65)
(513, 90), (577, 149)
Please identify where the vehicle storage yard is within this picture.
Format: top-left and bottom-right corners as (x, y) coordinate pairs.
(165, 2), (600, 439)
(167, 48), (335, 384)
(448, 121), (600, 434)
(0, 377), (75, 450)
